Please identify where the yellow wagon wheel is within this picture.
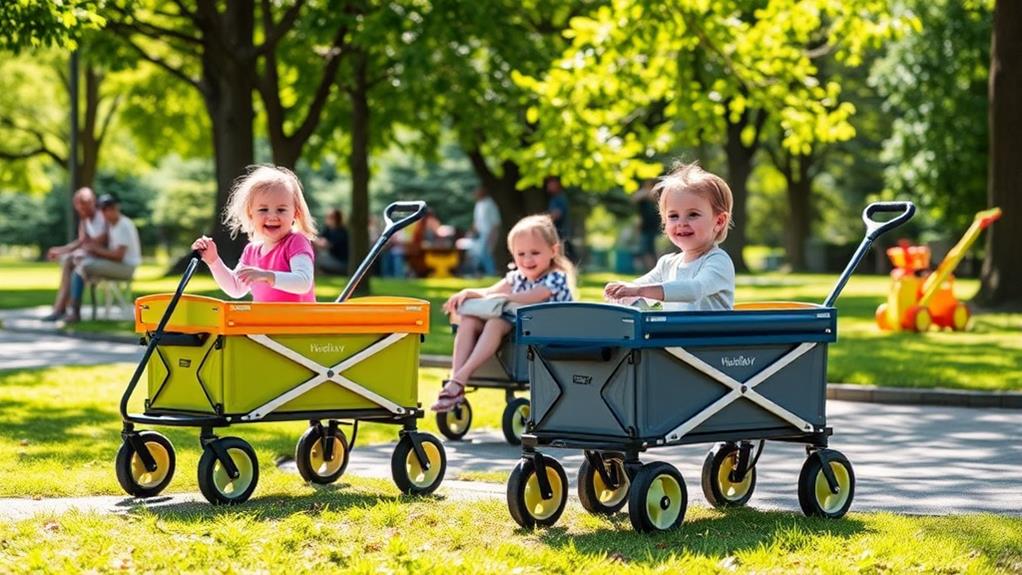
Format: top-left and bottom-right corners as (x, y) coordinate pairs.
(506, 454), (568, 529)
(628, 461), (687, 533)
(115, 431), (176, 498)
(295, 424), (349, 485)
(197, 437), (259, 505)
(501, 397), (531, 446)
(797, 449), (855, 518)
(436, 399), (473, 441)
(577, 451), (630, 515)
(701, 442), (756, 508)
(391, 433), (446, 495)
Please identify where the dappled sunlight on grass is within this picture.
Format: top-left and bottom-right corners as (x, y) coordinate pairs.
(0, 496), (1019, 573)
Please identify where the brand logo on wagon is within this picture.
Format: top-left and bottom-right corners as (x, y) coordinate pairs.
(310, 343), (345, 353)
(572, 374), (592, 385)
(721, 355), (756, 368)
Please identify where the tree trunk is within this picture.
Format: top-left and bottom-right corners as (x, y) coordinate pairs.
(979, 0), (1022, 309)
(77, 65), (101, 189)
(783, 153), (813, 272)
(723, 112), (761, 273)
(197, 2), (256, 269)
(348, 51), (372, 296)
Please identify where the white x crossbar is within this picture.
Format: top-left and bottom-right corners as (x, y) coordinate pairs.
(662, 343), (819, 442)
(239, 333), (410, 421)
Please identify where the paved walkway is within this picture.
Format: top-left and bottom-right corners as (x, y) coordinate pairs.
(1, 319), (1020, 520)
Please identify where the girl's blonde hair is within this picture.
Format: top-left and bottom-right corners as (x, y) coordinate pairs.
(654, 162), (734, 243)
(507, 214), (577, 295)
(223, 165), (317, 241)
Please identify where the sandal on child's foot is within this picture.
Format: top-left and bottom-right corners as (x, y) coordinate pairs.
(431, 379), (466, 413)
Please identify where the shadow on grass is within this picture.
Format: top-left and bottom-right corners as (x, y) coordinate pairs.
(120, 484), (421, 522)
(532, 506), (868, 564)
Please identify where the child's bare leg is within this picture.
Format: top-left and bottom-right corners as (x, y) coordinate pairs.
(451, 316), (483, 377)
(432, 316), (484, 410)
(450, 318), (512, 384)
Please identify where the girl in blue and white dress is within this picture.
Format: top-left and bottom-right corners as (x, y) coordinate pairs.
(433, 214), (575, 412)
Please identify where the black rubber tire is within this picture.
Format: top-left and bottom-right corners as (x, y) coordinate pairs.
(295, 425), (349, 485)
(701, 442), (756, 508)
(506, 454), (568, 529)
(797, 449), (855, 519)
(627, 461), (687, 532)
(577, 452), (630, 515)
(115, 431), (176, 498)
(436, 399), (472, 441)
(501, 397), (531, 446)
(197, 437), (259, 505)
(391, 433), (446, 495)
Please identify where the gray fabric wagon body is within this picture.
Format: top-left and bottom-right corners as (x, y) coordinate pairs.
(518, 302), (838, 446)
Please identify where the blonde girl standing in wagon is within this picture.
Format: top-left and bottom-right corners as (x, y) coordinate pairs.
(192, 165), (318, 302)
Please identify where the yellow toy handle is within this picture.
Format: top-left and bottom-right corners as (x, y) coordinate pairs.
(918, 207), (1001, 307)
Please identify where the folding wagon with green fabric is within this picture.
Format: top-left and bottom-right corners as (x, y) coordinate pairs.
(115, 203), (446, 505)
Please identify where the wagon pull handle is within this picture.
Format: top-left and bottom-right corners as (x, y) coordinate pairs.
(823, 201), (916, 308)
(384, 201), (428, 232)
(335, 201), (429, 302)
(120, 254), (201, 420)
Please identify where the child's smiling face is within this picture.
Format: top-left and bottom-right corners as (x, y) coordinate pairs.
(249, 185), (296, 244)
(510, 230), (557, 282)
(661, 188), (725, 259)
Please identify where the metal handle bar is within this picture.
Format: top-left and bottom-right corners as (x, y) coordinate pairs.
(336, 201), (428, 303)
(824, 201), (915, 308)
(120, 254), (201, 420)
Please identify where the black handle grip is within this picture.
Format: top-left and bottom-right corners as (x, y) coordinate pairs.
(862, 201), (916, 240)
(384, 201), (428, 233)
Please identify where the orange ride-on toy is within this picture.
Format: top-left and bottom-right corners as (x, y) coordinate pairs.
(876, 207), (1001, 332)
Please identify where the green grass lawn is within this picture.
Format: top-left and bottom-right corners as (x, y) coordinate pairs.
(1, 260), (1020, 390)
(1, 496), (1020, 573)
(0, 364), (512, 498)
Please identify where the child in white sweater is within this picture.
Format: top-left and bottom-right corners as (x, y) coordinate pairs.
(605, 162), (735, 311)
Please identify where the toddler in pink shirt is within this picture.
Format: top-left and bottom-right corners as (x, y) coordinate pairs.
(192, 165), (317, 302)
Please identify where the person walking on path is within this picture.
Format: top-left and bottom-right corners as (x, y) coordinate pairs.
(42, 187), (107, 322)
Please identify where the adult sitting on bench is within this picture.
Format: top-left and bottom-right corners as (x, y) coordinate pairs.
(64, 194), (141, 323)
(42, 187), (107, 321)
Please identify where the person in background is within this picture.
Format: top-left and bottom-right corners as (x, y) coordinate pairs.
(635, 178), (661, 270)
(192, 165), (317, 302)
(470, 186), (501, 276)
(42, 187), (107, 321)
(315, 208), (349, 275)
(64, 194), (142, 323)
(545, 175), (576, 262)
(604, 162), (735, 311)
